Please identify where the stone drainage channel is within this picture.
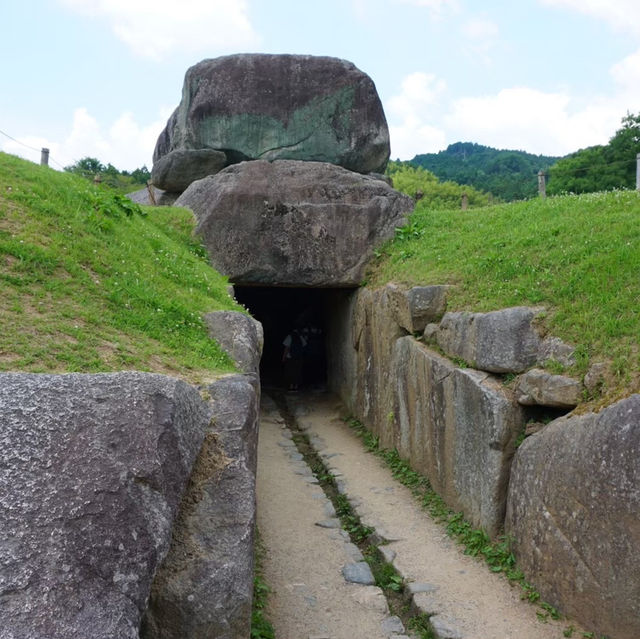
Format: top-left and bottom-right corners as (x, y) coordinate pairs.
(256, 392), (580, 639)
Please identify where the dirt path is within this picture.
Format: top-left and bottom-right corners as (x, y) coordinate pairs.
(257, 392), (583, 639)
(257, 395), (394, 639)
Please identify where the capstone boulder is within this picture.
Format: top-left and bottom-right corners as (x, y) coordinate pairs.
(176, 160), (413, 287)
(154, 53), (390, 180)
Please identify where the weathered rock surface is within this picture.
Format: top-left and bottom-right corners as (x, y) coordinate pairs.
(177, 160), (412, 287)
(151, 149), (227, 192)
(142, 374), (260, 639)
(584, 362), (607, 393)
(506, 394), (640, 639)
(154, 54), (390, 177)
(0, 372), (209, 639)
(514, 368), (582, 408)
(328, 288), (523, 535)
(127, 185), (179, 206)
(204, 310), (264, 374)
(393, 338), (524, 536)
(350, 286), (411, 449)
(436, 307), (542, 373)
(381, 283), (450, 335)
(537, 336), (576, 368)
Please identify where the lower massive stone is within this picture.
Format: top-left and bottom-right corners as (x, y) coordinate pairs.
(0, 373), (208, 639)
(176, 160), (413, 287)
(505, 395), (640, 639)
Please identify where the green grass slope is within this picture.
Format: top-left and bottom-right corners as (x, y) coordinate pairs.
(0, 152), (240, 382)
(369, 189), (640, 407)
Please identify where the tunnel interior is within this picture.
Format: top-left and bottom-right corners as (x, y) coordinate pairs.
(234, 286), (350, 391)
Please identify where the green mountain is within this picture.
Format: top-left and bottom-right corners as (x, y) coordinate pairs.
(409, 142), (561, 201)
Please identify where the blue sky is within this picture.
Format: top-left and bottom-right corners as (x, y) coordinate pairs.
(2, 0), (640, 170)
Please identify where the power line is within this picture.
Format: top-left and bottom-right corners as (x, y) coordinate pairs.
(0, 128), (43, 154)
(0, 127), (67, 170)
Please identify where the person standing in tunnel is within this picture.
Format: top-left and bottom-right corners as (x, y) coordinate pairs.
(282, 327), (306, 391)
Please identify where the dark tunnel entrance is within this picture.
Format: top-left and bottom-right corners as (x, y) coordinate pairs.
(234, 286), (352, 391)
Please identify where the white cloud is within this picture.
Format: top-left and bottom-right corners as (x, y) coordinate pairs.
(610, 48), (640, 97)
(539, 0), (640, 36)
(386, 72), (448, 158)
(461, 18), (499, 65)
(58, 0), (259, 60)
(394, 0), (460, 19)
(2, 107), (170, 170)
(445, 87), (620, 155)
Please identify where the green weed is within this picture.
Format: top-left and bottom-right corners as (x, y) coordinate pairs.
(346, 415), (570, 625)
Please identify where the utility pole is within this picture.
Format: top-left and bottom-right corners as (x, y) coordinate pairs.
(538, 170), (546, 199)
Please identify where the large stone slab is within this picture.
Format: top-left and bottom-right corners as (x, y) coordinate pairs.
(505, 395), (640, 639)
(394, 338), (524, 536)
(204, 310), (263, 374)
(436, 307), (542, 373)
(154, 54), (390, 178)
(177, 160), (412, 287)
(142, 374), (259, 639)
(151, 149), (227, 192)
(0, 372), (209, 639)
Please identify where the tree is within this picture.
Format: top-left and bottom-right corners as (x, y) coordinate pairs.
(386, 161), (490, 209)
(548, 112), (640, 195)
(64, 157), (151, 192)
(64, 157), (104, 180)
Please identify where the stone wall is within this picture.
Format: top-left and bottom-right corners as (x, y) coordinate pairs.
(327, 283), (640, 639)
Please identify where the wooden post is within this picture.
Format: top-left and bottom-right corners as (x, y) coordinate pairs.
(636, 153), (640, 191)
(461, 192), (468, 210)
(40, 148), (49, 167)
(538, 170), (546, 199)
(146, 180), (157, 206)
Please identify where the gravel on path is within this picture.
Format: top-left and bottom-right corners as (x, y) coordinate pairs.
(256, 395), (395, 639)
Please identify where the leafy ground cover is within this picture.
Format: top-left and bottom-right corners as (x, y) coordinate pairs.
(369, 189), (640, 407)
(0, 152), (240, 382)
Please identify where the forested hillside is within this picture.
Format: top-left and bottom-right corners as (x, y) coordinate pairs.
(410, 142), (560, 201)
(548, 112), (640, 195)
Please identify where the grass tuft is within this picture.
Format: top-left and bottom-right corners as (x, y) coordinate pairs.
(0, 152), (241, 381)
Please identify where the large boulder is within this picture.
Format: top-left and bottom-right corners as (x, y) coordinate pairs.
(0, 372), (209, 639)
(151, 149), (227, 192)
(505, 395), (640, 639)
(177, 160), (413, 287)
(154, 54), (390, 180)
(204, 311), (264, 375)
(394, 338), (523, 536)
(142, 374), (260, 639)
(436, 307), (543, 374)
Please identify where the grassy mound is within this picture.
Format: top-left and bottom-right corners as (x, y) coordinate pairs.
(369, 189), (640, 407)
(0, 152), (240, 383)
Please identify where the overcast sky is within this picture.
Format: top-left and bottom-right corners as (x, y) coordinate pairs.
(2, 0), (640, 170)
